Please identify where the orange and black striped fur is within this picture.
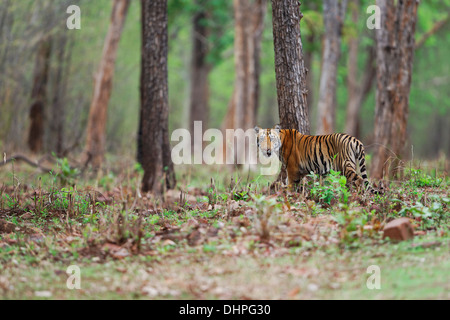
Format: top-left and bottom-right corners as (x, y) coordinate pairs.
(255, 125), (380, 193)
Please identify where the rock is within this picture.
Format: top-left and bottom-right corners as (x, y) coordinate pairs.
(111, 248), (130, 260)
(383, 218), (414, 241)
(34, 290), (52, 298)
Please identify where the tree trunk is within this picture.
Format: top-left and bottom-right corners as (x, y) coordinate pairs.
(189, 6), (210, 139)
(271, 0), (310, 186)
(372, 0), (419, 180)
(223, 0), (266, 131)
(222, 0), (267, 164)
(140, 0), (176, 194)
(345, 40), (376, 137)
(82, 0), (130, 168)
(316, 0), (347, 135)
(304, 35), (314, 116)
(28, 36), (52, 153)
(344, 0), (376, 138)
(189, 6), (211, 159)
(49, 33), (69, 156)
(345, 0), (376, 137)
(271, 0), (310, 134)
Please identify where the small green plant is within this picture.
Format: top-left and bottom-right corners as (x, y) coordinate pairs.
(249, 194), (282, 241)
(396, 194), (449, 230)
(334, 207), (369, 246)
(232, 190), (250, 201)
(134, 162), (144, 175)
(406, 168), (443, 188)
(309, 170), (349, 205)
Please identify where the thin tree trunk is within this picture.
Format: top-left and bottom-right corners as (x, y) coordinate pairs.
(372, 0), (419, 180)
(271, 0), (310, 134)
(222, 0), (267, 164)
(345, 41), (376, 137)
(224, 0), (266, 131)
(140, 0), (176, 194)
(189, 6), (210, 151)
(28, 36), (52, 153)
(49, 33), (68, 156)
(82, 0), (130, 168)
(345, 47), (377, 137)
(304, 35), (314, 116)
(316, 0), (347, 135)
(345, 0), (360, 137)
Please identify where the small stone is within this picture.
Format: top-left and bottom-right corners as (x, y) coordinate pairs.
(35, 291), (52, 298)
(111, 248), (130, 259)
(307, 283), (319, 292)
(383, 218), (414, 241)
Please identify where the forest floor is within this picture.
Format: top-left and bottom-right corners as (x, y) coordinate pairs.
(0, 155), (448, 299)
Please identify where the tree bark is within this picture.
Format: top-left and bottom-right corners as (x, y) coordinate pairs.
(82, 0), (130, 168)
(316, 0), (347, 135)
(270, 0), (310, 186)
(28, 36), (52, 153)
(271, 0), (310, 134)
(140, 0), (176, 194)
(372, 0), (419, 179)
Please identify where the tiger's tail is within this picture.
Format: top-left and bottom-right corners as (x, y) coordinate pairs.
(357, 144), (382, 194)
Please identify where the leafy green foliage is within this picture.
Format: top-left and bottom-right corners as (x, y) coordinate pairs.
(406, 168), (443, 188)
(56, 157), (80, 186)
(309, 170), (350, 205)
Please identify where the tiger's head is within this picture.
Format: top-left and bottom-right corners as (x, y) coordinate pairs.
(254, 125), (282, 158)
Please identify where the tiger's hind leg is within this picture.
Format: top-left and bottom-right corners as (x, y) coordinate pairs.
(343, 160), (365, 191)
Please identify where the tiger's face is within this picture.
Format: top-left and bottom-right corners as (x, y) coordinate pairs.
(254, 125), (281, 157)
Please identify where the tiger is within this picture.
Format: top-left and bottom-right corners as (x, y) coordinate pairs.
(254, 125), (381, 194)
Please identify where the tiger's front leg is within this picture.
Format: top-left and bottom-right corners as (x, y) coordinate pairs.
(287, 167), (303, 192)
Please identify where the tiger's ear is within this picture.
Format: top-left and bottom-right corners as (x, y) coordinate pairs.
(254, 126), (261, 134)
(274, 124), (281, 133)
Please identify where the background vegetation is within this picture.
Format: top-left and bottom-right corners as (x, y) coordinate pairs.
(1, 0), (449, 159)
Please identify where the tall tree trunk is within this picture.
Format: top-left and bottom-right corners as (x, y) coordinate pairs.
(344, 0), (376, 138)
(49, 33), (69, 156)
(304, 34), (314, 116)
(82, 0), (130, 168)
(344, 0), (360, 137)
(345, 27), (376, 138)
(140, 0), (176, 194)
(223, 0), (266, 131)
(222, 0), (267, 164)
(28, 36), (52, 153)
(271, 0), (310, 133)
(372, 0), (419, 180)
(189, 6), (211, 154)
(345, 45), (376, 138)
(316, 0), (347, 135)
(271, 0), (310, 186)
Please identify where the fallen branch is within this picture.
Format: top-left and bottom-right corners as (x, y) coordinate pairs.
(1, 154), (53, 173)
